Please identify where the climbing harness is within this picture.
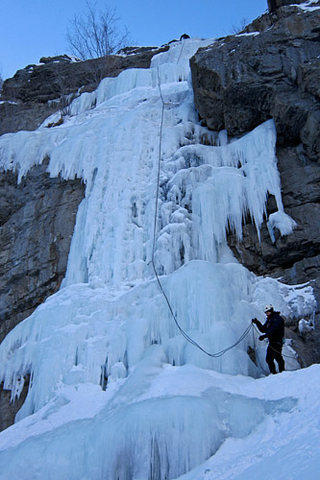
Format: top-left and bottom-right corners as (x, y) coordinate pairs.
(252, 324), (298, 360)
(150, 57), (253, 359)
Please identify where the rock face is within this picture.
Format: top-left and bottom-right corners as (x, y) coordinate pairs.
(190, 4), (320, 333)
(191, 4), (320, 152)
(268, 0), (305, 12)
(0, 376), (29, 432)
(0, 162), (84, 431)
(0, 47), (168, 136)
(228, 147), (320, 290)
(0, 162), (85, 343)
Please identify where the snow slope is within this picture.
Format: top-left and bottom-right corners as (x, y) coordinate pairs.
(178, 365), (320, 480)
(0, 39), (318, 479)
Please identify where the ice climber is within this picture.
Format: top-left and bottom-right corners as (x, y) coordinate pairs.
(252, 305), (285, 374)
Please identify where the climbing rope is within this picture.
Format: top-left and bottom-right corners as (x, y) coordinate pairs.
(252, 329), (269, 375)
(150, 60), (253, 359)
(177, 38), (186, 65)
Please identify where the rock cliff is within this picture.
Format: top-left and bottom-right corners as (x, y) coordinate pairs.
(190, 2), (320, 313)
(0, 159), (84, 432)
(268, 0), (306, 12)
(0, 163), (84, 343)
(0, 47), (168, 136)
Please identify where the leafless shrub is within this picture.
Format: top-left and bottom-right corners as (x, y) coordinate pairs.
(66, 1), (130, 60)
(230, 17), (249, 35)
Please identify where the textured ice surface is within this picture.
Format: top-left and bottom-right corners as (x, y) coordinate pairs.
(0, 38), (317, 480)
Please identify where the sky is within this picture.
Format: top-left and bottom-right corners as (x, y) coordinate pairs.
(0, 0), (268, 80)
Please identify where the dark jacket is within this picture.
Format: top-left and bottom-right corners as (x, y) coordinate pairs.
(254, 312), (284, 343)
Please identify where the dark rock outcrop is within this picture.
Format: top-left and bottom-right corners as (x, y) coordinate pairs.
(268, 0), (306, 12)
(190, 4), (320, 327)
(228, 147), (320, 288)
(0, 376), (29, 431)
(0, 47), (168, 136)
(190, 4), (320, 153)
(0, 162), (85, 343)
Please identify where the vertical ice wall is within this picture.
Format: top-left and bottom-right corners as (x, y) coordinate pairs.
(0, 35), (307, 408)
(0, 38), (315, 480)
(0, 39), (295, 290)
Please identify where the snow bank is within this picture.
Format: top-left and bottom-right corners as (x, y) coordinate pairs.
(177, 365), (320, 480)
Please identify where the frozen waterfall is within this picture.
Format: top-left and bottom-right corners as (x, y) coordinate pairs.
(0, 39), (316, 480)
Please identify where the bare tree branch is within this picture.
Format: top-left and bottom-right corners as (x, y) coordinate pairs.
(66, 1), (130, 60)
(229, 17), (249, 35)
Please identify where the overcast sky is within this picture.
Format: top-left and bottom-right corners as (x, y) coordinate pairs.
(0, 0), (267, 80)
